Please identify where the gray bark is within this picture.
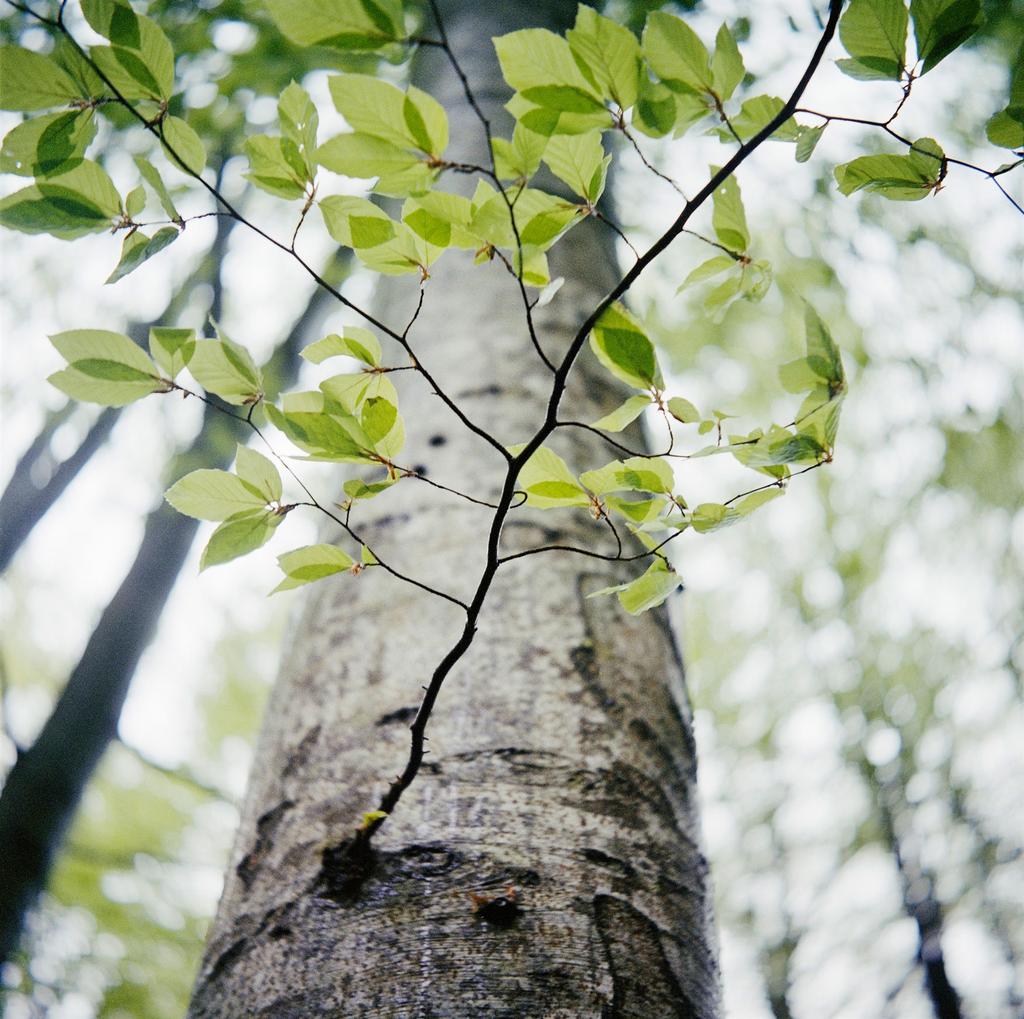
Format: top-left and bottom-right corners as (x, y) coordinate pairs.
(190, 3), (720, 1016)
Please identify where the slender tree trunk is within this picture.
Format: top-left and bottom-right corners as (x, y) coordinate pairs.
(0, 256), (340, 963)
(190, 4), (720, 1016)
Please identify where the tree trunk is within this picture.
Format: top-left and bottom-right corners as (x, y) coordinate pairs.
(189, 3), (720, 1016)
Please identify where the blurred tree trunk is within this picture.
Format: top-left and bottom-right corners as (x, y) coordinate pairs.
(189, 3), (720, 1016)
(0, 245), (342, 964)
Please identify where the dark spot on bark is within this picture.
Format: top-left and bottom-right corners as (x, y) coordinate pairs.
(399, 842), (461, 877)
(376, 704), (417, 726)
(282, 725), (320, 778)
(268, 924), (292, 940)
(236, 799), (295, 889)
(570, 641), (618, 712)
(594, 894), (698, 1018)
(202, 935), (250, 987)
(459, 383), (502, 397)
(428, 433), (446, 446)
(476, 895), (520, 927)
(583, 848), (636, 878)
(315, 837), (375, 903)
(412, 463), (428, 476)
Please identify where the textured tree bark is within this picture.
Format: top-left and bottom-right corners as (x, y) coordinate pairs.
(189, 3), (721, 1016)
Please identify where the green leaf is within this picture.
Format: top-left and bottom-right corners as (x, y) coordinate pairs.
(344, 476), (398, 500)
(580, 456), (675, 496)
(266, 394), (374, 464)
(165, 468), (270, 521)
(279, 81), (319, 170)
(319, 194), (397, 249)
(795, 124), (826, 162)
(590, 303), (661, 391)
(327, 74), (447, 156)
(235, 445), (282, 504)
(200, 510), (280, 571)
(105, 226), (178, 284)
(591, 394), (651, 432)
(910, 0), (982, 74)
(272, 543), (355, 592)
(83, 0), (175, 100)
(802, 302), (846, 392)
(494, 28), (604, 114)
(188, 333), (263, 405)
(265, 0), (405, 49)
(244, 135), (309, 200)
(48, 328), (161, 405)
(632, 78), (681, 138)
(124, 184), (145, 218)
(161, 116), (206, 175)
(691, 501), (738, 533)
(716, 95), (799, 143)
(710, 170), (750, 251)
(0, 158), (121, 239)
(511, 445), (590, 509)
(642, 11), (713, 95)
(676, 254), (736, 292)
(667, 397), (701, 424)
(492, 122), (548, 181)
(301, 328), (382, 367)
(0, 110), (96, 177)
(566, 6), (642, 109)
(318, 133), (425, 187)
(0, 47), (80, 110)
(541, 131), (610, 203)
(986, 45), (1024, 150)
(149, 326), (195, 378)
(733, 486), (785, 515)
(835, 137), (945, 200)
(134, 155), (179, 221)
(711, 23), (746, 101)
(589, 560), (681, 615)
(837, 0), (909, 81)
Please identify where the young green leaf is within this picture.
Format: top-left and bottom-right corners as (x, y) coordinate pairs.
(632, 78), (680, 138)
(319, 195), (397, 249)
(566, 6), (642, 110)
(511, 445), (590, 509)
(83, 0), (175, 101)
(837, 0), (909, 81)
(200, 510), (280, 571)
(278, 81), (319, 169)
(589, 560), (682, 615)
(591, 394), (651, 432)
(165, 469), (271, 520)
(149, 327), (196, 379)
(265, 0), (406, 49)
(910, 0), (982, 75)
(711, 23), (745, 101)
(301, 328), (382, 367)
(266, 393), (374, 464)
(710, 170), (750, 251)
(188, 334), (263, 405)
(642, 11), (713, 95)
(580, 456), (675, 496)
(835, 137), (945, 200)
(676, 254), (736, 293)
(0, 159), (121, 239)
(272, 543), (356, 593)
(667, 397), (701, 424)
(327, 74), (447, 157)
(0, 110), (96, 177)
(344, 476), (398, 501)
(985, 45), (1024, 150)
(691, 502), (739, 533)
(105, 226), (179, 285)
(244, 135), (309, 201)
(494, 29), (605, 114)
(589, 303), (662, 391)
(541, 131), (610, 203)
(161, 116), (206, 175)
(235, 446), (282, 504)
(492, 122), (548, 182)
(48, 328), (162, 405)
(0, 47), (80, 111)
(795, 124), (826, 163)
(714, 95), (800, 143)
(135, 155), (180, 221)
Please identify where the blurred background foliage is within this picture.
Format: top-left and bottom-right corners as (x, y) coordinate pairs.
(1, 0), (1021, 1017)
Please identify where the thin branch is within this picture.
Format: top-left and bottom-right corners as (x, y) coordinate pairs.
(620, 123), (689, 199)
